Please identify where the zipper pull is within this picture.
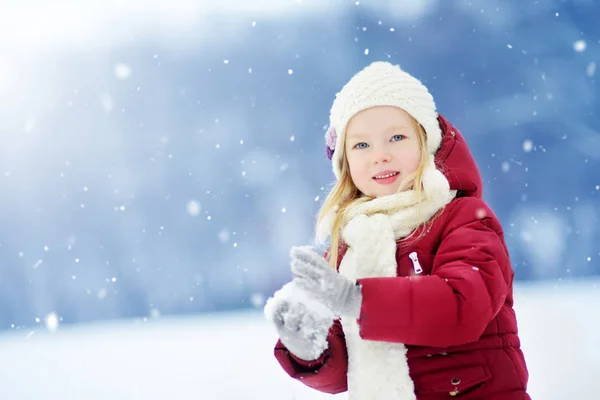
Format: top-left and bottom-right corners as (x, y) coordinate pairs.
(409, 251), (423, 274)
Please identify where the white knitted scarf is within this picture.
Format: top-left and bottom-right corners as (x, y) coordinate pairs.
(319, 159), (456, 400)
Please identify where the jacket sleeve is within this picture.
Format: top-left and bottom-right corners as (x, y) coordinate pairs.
(274, 319), (348, 394)
(356, 200), (510, 348)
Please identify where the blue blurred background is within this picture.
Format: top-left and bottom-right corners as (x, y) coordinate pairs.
(0, 0), (598, 332)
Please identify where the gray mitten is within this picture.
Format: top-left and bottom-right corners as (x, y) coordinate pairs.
(290, 246), (363, 319)
(265, 282), (335, 361)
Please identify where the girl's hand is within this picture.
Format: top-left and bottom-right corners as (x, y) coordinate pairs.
(290, 246), (362, 319)
(264, 282), (334, 361)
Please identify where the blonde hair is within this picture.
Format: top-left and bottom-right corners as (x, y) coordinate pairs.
(316, 117), (432, 268)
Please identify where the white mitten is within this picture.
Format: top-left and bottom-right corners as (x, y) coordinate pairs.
(264, 282), (335, 361)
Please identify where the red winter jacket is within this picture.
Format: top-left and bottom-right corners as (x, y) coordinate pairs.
(274, 115), (531, 399)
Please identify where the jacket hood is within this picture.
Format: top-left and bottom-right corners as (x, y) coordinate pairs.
(434, 115), (483, 199)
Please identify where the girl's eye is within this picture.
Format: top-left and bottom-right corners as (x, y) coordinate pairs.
(391, 134), (405, 142)
(354, 142), (369, 149)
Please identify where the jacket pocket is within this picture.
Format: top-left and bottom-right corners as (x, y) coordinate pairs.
(414, 364), (492, 397)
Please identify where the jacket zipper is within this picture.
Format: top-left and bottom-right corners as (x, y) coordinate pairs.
(409, 251), (423, 274)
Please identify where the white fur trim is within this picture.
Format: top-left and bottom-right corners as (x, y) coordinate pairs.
(328, 61), (442, 180)
(338, 215), (415, 400)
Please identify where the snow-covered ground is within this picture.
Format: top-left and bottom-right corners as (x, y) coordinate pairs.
(0, 279), (598, 399)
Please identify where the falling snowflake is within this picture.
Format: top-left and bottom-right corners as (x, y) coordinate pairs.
(573, 40), (586, 52)
(186, 200), (201, 217)
(114, 63), (132, 79)
(45, 313), (59, 332)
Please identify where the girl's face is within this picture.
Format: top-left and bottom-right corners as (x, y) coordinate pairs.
(345, 106), (422, 198)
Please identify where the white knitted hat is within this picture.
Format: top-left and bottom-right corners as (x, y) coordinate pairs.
(325, 61), (442, 180)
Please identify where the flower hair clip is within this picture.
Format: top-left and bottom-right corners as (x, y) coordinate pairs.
(325, 125), (337, 160)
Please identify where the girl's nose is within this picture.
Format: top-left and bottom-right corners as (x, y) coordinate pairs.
(372, 152), (392, 165)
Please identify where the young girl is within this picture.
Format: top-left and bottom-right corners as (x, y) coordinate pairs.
(264, 61), (531, 399)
